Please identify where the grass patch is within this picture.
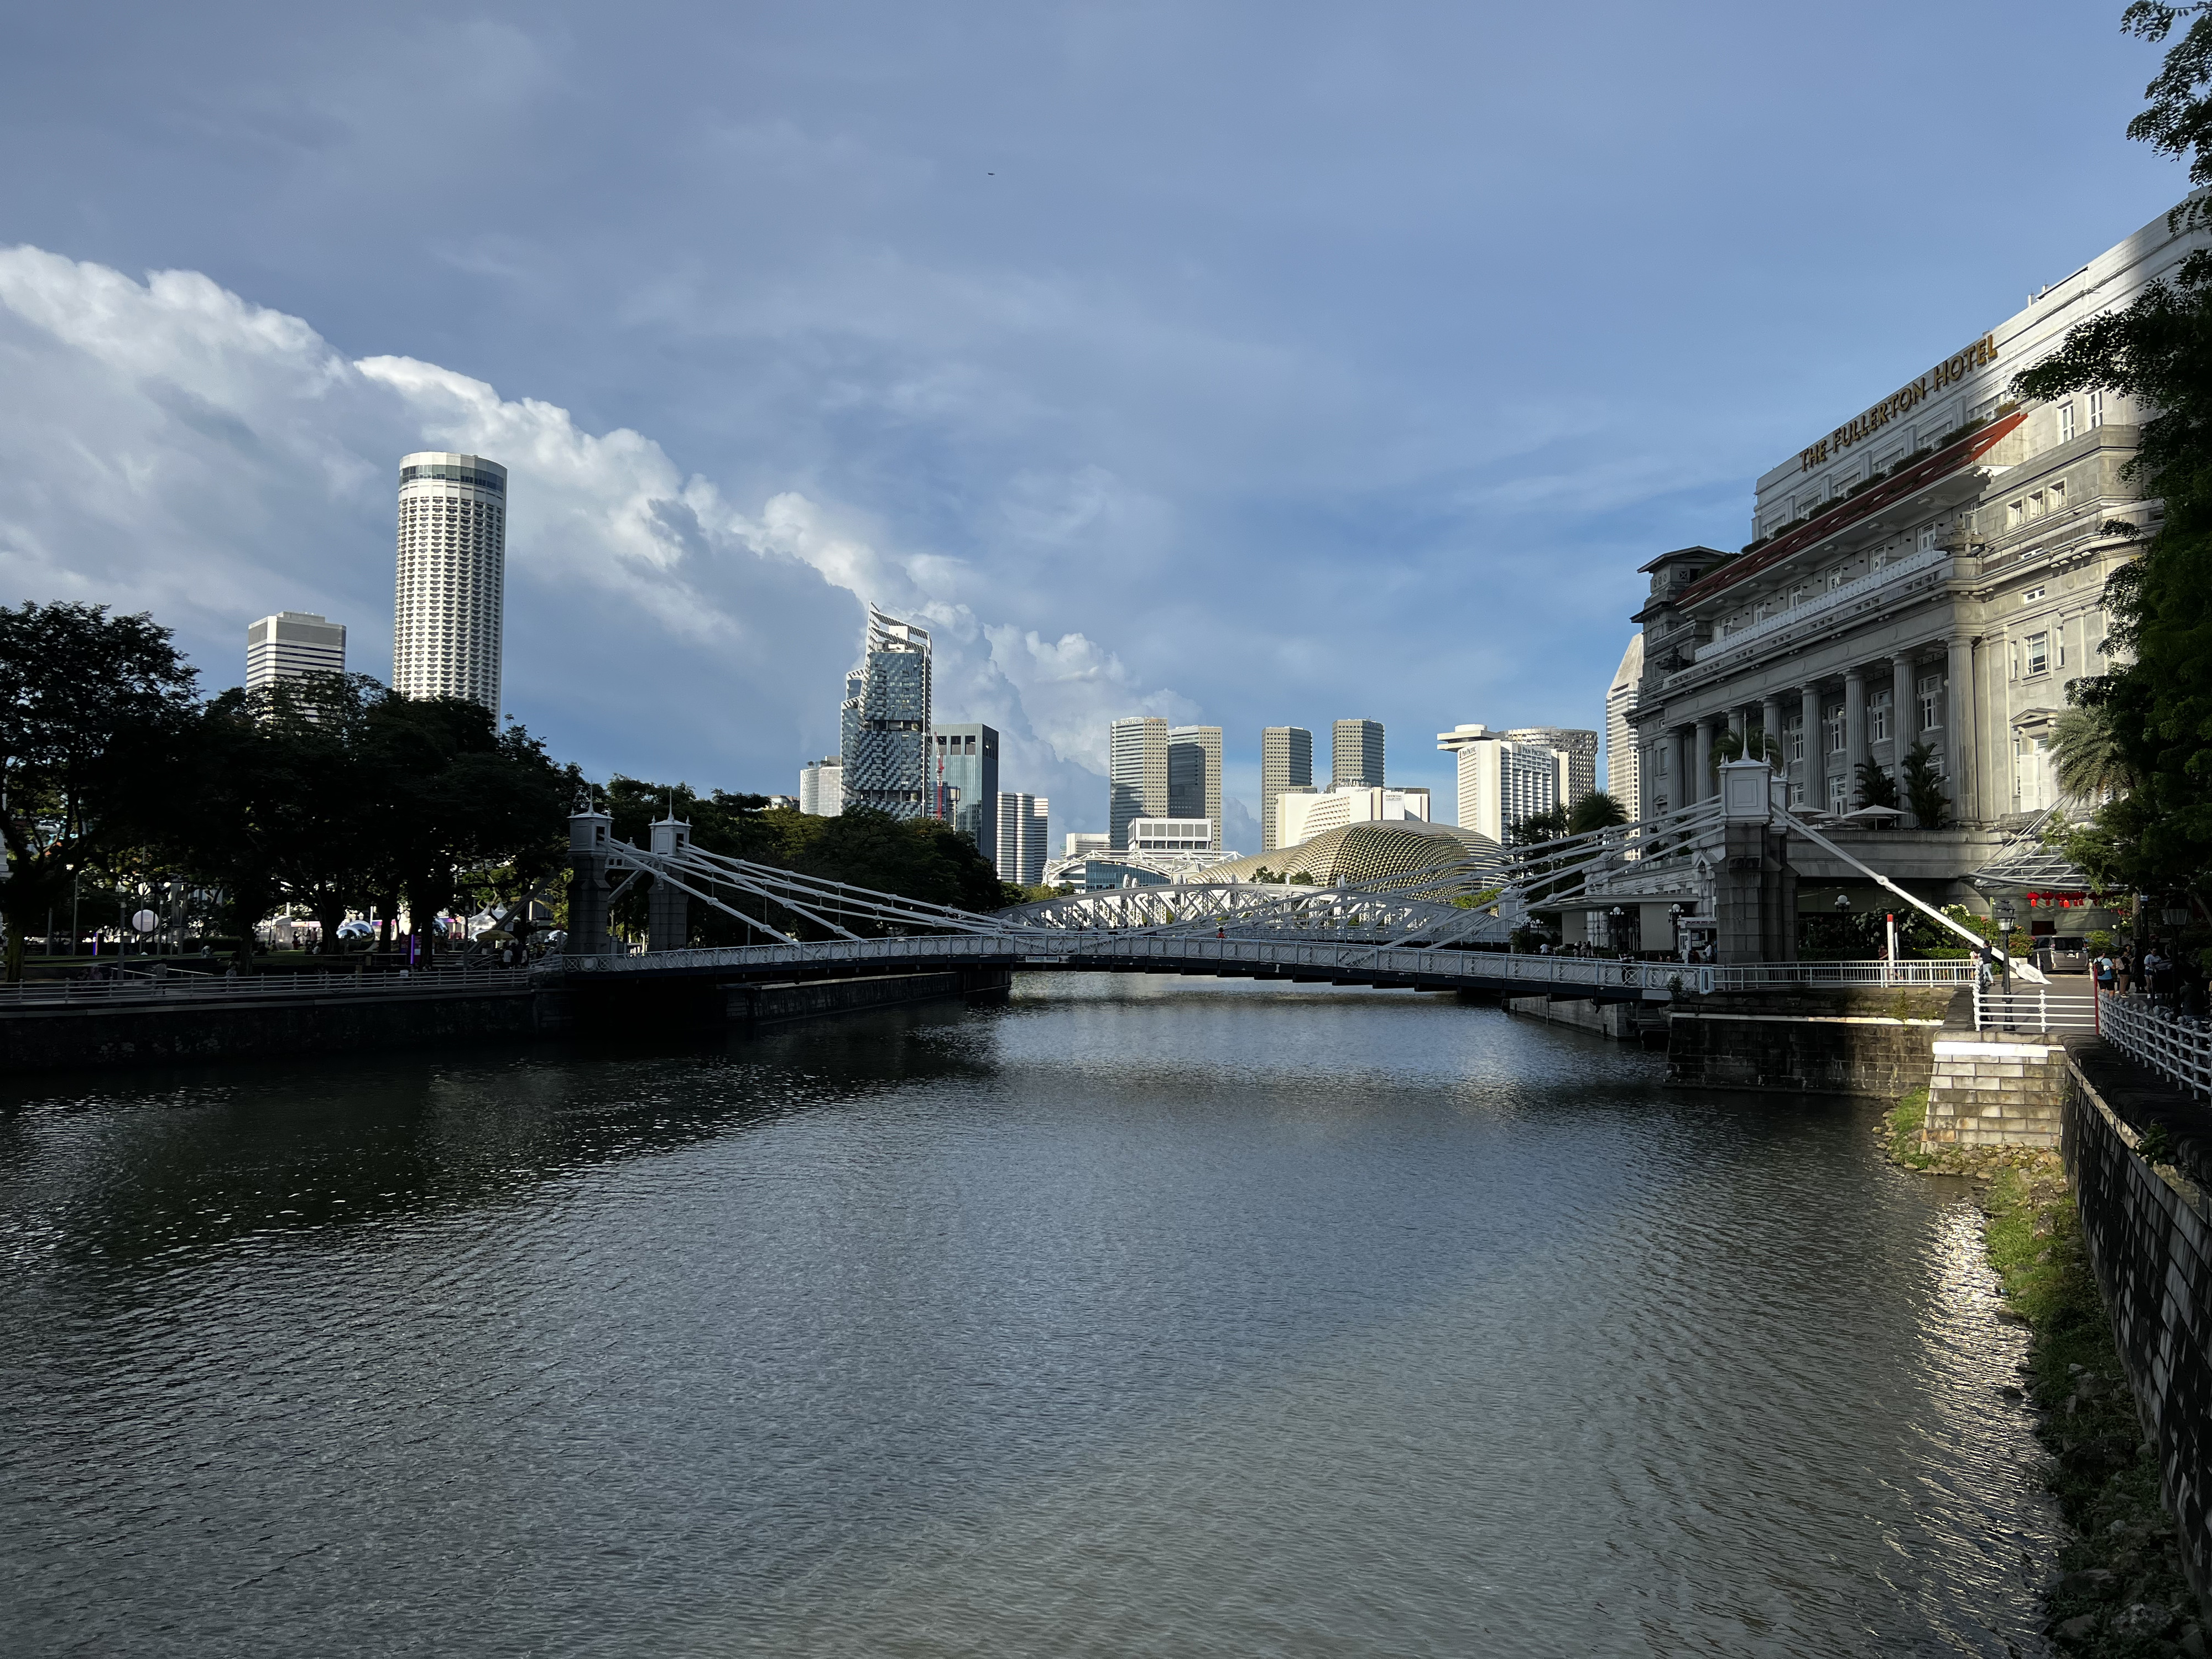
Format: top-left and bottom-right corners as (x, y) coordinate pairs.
(1877, 1094), (2202, 1653)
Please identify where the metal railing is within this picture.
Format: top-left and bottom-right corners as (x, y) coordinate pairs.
(1698, 959), (1978, 989)
(1973, 985), (2101, 1032)
(2100, 994), (2212, 1099)
(0, 966), (536, 1007)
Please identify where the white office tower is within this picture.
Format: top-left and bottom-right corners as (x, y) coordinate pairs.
(1605, 635), (1644, 809)
(1126, 817), (1215, 853)
(1438, 724), (1561, 843)
(1501, 727), (1599, 806)
(1064, 831), (1111, 859)
(1108, 716), (1170, 849)
(997, 792), (1049, 886)
(246, 611), (346, 692)
(1277, 786), (1430, 847)
(799, 758), (843, 816)
(393, 452), (507, 712)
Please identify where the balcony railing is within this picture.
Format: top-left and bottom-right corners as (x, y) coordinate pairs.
(1681, 544), (1950, 675)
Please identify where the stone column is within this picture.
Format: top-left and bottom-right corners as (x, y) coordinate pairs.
(1844, 667), (1868, 804)
(1760, 694), (1782, 763)
(1728, 706), (1746, 742)
(1693, 719), (1713, 804)
(1799, 685), (1820, 806)
(1947, 635), (1977, 823)
(1671, 728), (1691, 812)
(1892, 654), (1918, 826)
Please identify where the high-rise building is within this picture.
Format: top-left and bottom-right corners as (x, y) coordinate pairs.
(393, 452), (507, 712)
(841, 607), (932, 817)
(996, 792), (1049, 886)
(1502, 727), (1599, 807)
(246, 611), (345, 692)
(1108, 716), (1170, 849)
(1604, 636), (1644, 808)
(1332, 719), (1384, 789)
(1260, 726), (1314, 851)
(1437, 724), (1561, 843)
(1064, 831), (1111, 859)
(931, 723), (1000, 859)
(1166, 725), (1222, 851)
(799, 758), (843, 816)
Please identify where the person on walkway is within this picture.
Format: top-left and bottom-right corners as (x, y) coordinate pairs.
(2116, 948), (2135, 998)
(2095, 951), (2115, 997)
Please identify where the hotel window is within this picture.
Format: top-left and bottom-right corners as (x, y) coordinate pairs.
(1825, 702), (1846, 753)
(1827, 774), (1848, 812)
(1918, 673), (1945, 731)
(2026, 632), (2049, 675)
(2022, 585), (2045, 603)
(2048, 478), (2067, 513)
(1919, 527), (1940, 552)
(2027, 490), (2047, 519)
(1827, 567), (1847, 591)
(1870, 550), (1888, 573)
(1791, 583), (1810, 606)
(1788, 717), (1805, 763)
(2059, 401), (2076, 442)
(2008, 500), (2025, 528)
(2088, 389), (2105, 429)
(1928, 745), (1947, 779)
(1789, 781), (1806, 807)
(1870, 689), (1891, 743)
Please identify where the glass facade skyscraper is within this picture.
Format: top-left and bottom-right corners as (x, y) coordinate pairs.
(841, 607), (932, 817)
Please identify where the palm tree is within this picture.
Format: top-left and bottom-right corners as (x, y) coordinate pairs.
(1710, 729), (1783, 770)
(1567, 791), (1631, 835)
(2047, 705), (2131, 804)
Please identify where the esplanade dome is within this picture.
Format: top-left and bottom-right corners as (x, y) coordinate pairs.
(1202, 820), (1506, 891)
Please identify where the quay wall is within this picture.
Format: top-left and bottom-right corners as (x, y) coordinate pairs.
(1504, 996), (1667, 1045)
(1665, 987), (1963, 1097)
(2063, 1045), (2212, 1608)
(1922, 1037), (2067, 1150)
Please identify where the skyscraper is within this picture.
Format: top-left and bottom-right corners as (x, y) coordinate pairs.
(1108, 716), (1169, 849)
(1437, 724), (1561, 843)
(246, 611), (345, 692)
(841, 607), (932, 816)
(1503, 727), (1599, 807)
(1604, 635), (1644, 811)
(1260, 726), (1314, 851)
(931, 723), (1000, 860)
(996, 792), (1049, 886)
(1166, 724), (1222, 850)
(799, 758), (843, 816)
(1332, 719), (1384, 790)
(393, 452), (506, 712)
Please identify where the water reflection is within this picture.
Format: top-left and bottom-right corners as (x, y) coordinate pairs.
(0, 976), (2057, 1657)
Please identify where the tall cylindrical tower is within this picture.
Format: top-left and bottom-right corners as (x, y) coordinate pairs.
(393, 452), (507, 712)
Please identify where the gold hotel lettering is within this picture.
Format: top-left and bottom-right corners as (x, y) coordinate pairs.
(1797, 333), (2000, 472)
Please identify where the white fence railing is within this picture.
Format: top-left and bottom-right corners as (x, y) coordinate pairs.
(2100, 995), (2212, 1099)
(1973, 985), (2101, 1032)
(0, 966), (535, 1007)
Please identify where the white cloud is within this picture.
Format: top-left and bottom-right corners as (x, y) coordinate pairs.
(0, 244), (1172, 825)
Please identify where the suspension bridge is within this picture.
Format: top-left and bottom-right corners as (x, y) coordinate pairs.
(547, 759), (2027, 1016)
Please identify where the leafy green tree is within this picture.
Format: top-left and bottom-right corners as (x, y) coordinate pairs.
(2047, 705), (2134, 804)
(2004, 3), (2212, 902)
(1710, 729), (1782, 770)
(1566, 791), (1630, 835)
(1506, 806), (1571, 848)
(0, 603), (200, 979)
(1901, 743), (1950, 830)
(1854, 758), (1899, 811)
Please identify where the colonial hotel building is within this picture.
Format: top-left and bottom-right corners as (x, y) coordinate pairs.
(1631, 204), (2204, 894)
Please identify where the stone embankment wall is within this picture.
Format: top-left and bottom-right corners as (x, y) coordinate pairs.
(1666, 987), (1963, 1097)
(1503, 997), (1668, 1045)
(0, 987), (546, 1075)
(1922, 1038), (2067, 1149)
(2063, 1046), (2212, 1607)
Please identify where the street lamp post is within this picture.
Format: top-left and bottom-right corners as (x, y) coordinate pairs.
(1995, 899), (2017, 998)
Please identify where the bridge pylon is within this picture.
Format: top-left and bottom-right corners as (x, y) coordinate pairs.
(648, 812), (693, 952)
(1712, 761), (1797, 965)
(567, 797), (618, 957)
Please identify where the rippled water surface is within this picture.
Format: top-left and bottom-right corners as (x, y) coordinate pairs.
(1, 976), (2059, 1656)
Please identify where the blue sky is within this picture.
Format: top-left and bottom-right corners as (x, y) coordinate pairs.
(0, 0), (2190, 848)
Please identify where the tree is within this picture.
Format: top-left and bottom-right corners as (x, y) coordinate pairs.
(1506, 806), (1571, 848)
(1567, 791), (1630, 836)
(2004, 3), (2212, 904)
(1901, 743), (1950, 830)
(1855, 758), (1899, 811)
(1710, 729), (1782, 770)
(2047, 705), (2134, 804)
(0, 603), (199, 979)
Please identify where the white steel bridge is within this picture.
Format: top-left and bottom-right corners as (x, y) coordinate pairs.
(550, 760), (2018, 1004)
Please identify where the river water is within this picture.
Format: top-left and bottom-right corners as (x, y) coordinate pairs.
(1, 975), (2060, 1657)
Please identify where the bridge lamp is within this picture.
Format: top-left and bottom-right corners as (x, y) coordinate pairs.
(1832, 892), (1851, 912)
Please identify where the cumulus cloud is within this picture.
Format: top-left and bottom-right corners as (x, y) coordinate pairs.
(0, 245), (1181, 831)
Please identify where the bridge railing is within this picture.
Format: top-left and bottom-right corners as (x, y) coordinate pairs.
(1973, 985), (2100, 1033)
